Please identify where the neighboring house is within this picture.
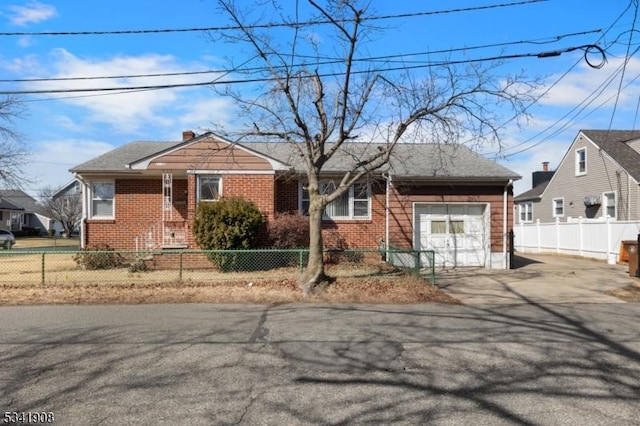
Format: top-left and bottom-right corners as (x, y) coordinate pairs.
(69, 131), (520, 269)
(0, 189), (50, 233)
(48, 180), (82, 236)
(515, 130), (640, 223)
(514, 162), (554, 224)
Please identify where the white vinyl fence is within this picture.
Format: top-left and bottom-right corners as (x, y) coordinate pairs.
(515, 218), (640, 264)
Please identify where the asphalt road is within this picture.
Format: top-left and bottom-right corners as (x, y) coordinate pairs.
(1, 303), (640, 425)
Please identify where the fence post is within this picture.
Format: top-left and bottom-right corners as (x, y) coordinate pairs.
(578, 217), (583, 256)
(508, 230), (515, 269)
(41, 252), (45, 285)
(606, 217), (613, 265)
(536, 219), (541, 253)
(555, 217), (560, 254)
(178, 251), (183, 283)
(636, 232), (640, 277)
(429, 251), (435, 284)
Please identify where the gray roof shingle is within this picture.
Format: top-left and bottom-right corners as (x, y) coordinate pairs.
(514, 181), (548, 202)
(581, 130), (640, 181)
(0, 189), (48, 215)
(70, 141), (182, 172)
(70, 133), (519, 181)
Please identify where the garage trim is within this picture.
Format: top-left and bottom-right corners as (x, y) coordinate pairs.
(413, 202), (491, 268)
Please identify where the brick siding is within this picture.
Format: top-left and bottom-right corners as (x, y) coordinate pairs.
(83, 175), (513, 255)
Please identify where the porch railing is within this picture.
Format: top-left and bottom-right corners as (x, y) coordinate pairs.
(134, 221), (188, 252)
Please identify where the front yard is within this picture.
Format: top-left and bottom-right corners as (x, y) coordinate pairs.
(0, 248), (458, 305)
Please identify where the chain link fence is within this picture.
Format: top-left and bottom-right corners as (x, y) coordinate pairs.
(0, 248), (435, 286)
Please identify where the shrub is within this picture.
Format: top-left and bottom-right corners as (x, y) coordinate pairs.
(192, 197), (265, 271)
(267, 212), (310, 248)
(14, 227), (39, 237)
(73, 243), (125, 270)
(323, 230), (363, 264)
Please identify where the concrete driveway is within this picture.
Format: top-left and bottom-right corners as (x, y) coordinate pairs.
(436, 253), (638, 304)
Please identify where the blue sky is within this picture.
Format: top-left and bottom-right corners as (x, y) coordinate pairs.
(1, 0), (639, 197)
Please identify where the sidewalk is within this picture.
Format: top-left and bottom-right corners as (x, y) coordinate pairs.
(436, 253), (638, 304)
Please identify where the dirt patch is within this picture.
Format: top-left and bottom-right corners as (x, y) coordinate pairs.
(0, 274), (458, 306)
(608, 283), (640, 302)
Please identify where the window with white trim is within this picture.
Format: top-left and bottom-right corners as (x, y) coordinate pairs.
(552, 198), (564, 218)
(519, 201), (533, 223)
(603, 192), (616, 218)
(197, 176), (221, 202)
(91, 181), (115, 218)
(300, 180), (371, 219)
(575, 148), (587, 175)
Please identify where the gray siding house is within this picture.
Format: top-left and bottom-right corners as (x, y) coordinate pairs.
(0, 190), (50, 233)
(515, 130), (640, 223)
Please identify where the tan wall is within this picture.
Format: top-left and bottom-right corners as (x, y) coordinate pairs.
(148, 139), (272, 171)
(537, 134), (637, 222)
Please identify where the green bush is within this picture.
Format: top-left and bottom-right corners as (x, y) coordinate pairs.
(192, 197), (265, 271)
(73, 243), (125, 270)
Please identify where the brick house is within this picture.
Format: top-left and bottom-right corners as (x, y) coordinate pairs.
(70, 131), (519, 269)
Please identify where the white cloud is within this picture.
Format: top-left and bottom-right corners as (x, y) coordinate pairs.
(540, 57), (640, 111)
(6, 1), (57, 26)
(28, 49), (225, 134)
(26, 139), (115, 194)
(178, 98), (235, 132)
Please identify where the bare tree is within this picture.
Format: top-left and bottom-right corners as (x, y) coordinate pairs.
(0, 95), (28, 188)
(213, 0), (541, 295)
(39, 185), (82, 237)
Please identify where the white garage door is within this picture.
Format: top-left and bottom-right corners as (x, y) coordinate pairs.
(417, 204), (487, 268)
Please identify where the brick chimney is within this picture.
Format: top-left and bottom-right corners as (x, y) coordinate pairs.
(532, 162), (554, 189)
(182, 130), (196, 141)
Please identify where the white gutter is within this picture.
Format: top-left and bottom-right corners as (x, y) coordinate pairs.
(503, 179), (513, 269)
(73, 173), (88, 249)
(382, 173), (393, 258)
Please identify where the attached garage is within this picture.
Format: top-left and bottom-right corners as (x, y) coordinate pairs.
(415, 203), (489, 268)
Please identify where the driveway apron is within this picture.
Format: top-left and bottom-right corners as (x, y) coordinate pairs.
(436, 253), (637, 304)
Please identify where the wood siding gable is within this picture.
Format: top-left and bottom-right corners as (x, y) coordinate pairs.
(130, 134), (290, 172)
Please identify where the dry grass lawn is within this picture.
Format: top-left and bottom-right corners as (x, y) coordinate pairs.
(608, 283), (640, 302)
(0, 275), (459, 305)
(0, 249), (459, 305)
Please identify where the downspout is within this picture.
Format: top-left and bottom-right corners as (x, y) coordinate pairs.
(74, 173), (87, 249)
(503, 179), (513, 269)
(382, 173), (392, 256)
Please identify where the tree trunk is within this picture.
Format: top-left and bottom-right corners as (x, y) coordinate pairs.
(298, 199), (329, 296)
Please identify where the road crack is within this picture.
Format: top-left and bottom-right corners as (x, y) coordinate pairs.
(248, 306), (271, 343)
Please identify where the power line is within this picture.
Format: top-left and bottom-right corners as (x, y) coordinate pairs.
(487, 0), (635, 159)
(0, 0), (547, 36)
(0, 44), (604, 96)
(0, 29), (602, 84)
